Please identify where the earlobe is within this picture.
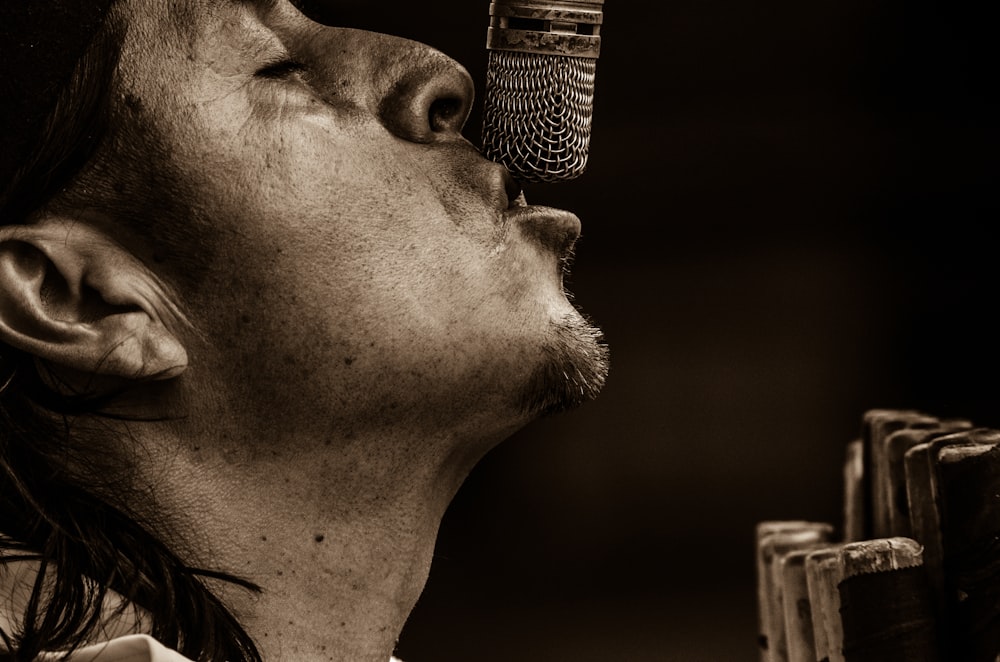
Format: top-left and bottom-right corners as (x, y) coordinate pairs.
(0, 219), (189, 381)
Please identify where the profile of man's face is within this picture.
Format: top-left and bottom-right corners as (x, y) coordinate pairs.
(91, 0), (607, 447)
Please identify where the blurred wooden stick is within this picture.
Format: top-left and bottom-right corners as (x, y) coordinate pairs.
(934, 430), (1000, 660)
(882, 420), (971, 538)
(863, 409), (938, 539)
(903, 430), (977, 609)
(781, 548), (823, 662)
(837, 537), (938, 662)
(843, 439), (865, 543)
(756, 522), (834, 662)
(805, 545), (847, 662)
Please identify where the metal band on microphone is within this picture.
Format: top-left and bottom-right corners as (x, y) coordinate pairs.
(486, 0), (603, 59)
(483, 0), (604, 183)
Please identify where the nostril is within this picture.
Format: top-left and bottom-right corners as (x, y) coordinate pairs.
(429, 97), (463, 133)
(378, 48), (474, 144)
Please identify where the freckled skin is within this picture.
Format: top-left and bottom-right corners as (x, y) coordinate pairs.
(64, 0), (608, 660)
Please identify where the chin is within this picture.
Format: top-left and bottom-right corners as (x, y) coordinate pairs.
(519, 309), (610, 417)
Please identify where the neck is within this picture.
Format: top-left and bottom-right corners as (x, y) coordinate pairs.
(130, 412), (521, 662)
(208, 483), (435, 662)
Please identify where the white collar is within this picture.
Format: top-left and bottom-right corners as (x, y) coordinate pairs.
(35, 635), (406, 662)
(1, 558), (405, 661)
(34, 634), (193, 662)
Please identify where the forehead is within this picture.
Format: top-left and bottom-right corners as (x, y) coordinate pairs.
(129, 0), (265, 26)
(117, 0), (278, 60)
(112, 0), (296, 101)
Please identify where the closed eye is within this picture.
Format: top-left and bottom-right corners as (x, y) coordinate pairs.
(255, 58), (307, 79)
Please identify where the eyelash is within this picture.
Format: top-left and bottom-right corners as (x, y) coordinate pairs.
(255, 58), (307, 80)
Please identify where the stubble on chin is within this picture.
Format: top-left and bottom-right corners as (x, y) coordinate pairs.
(520, 310), (610, 417)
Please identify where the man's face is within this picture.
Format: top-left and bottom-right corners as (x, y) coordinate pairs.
(99, 0), (607, 446)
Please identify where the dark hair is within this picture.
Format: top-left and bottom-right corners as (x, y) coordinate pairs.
(0, 7), (262, 662)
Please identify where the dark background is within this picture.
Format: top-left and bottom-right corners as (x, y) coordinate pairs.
(297, 1), (999, 659)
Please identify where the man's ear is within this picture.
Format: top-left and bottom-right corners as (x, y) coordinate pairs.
(0, 217), (189, 381)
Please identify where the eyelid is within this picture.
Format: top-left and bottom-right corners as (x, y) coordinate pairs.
(255, 57), (307, 79)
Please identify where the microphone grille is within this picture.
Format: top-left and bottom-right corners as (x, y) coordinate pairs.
(482, 50), (597, 183)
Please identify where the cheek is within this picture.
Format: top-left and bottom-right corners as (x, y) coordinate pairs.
(202, 257), (539, 439)
(204, 224), (546, 419)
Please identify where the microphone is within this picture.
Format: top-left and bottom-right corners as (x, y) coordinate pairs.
(481, 0), (604, 183)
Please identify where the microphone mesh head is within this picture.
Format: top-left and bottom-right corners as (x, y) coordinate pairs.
(482, 50), (597, 183)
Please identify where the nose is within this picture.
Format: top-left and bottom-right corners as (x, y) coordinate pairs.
(377, 47), (475, 144)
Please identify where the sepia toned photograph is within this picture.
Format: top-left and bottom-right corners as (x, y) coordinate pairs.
(1, 1), (997, 660)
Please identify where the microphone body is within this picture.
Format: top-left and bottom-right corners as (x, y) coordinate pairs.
(482, 0), (604, 183)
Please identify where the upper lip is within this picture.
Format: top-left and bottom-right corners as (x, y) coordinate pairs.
(485, 161), (581, 257)
(500, 167), (523, 210)
(480, 161), (522, 212)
